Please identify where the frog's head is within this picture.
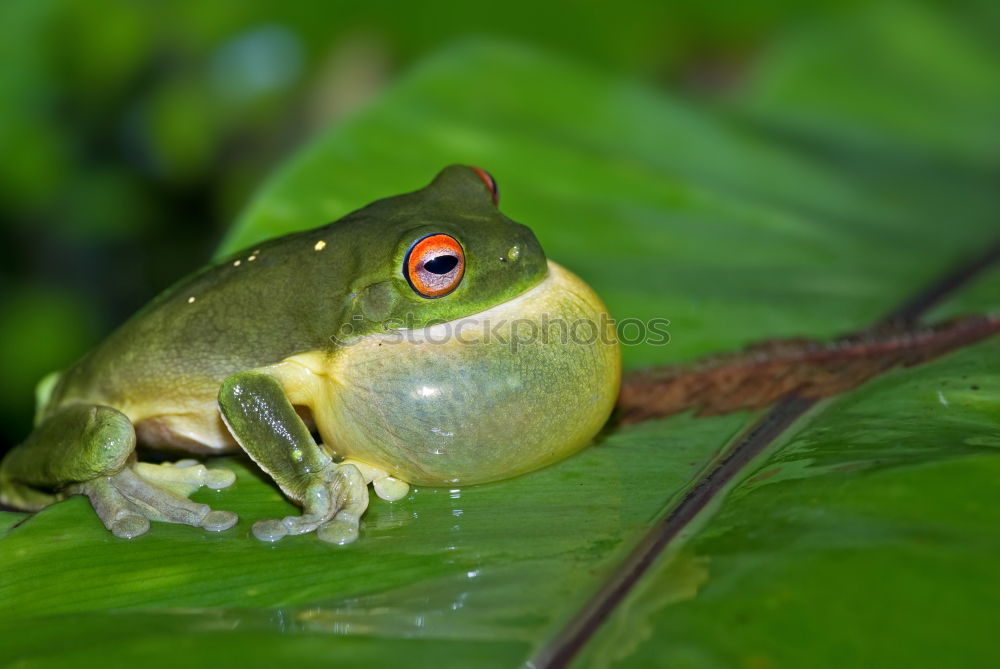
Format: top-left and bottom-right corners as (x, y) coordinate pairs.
(314, 166), (620, 486)
(338, 165), (548, 333)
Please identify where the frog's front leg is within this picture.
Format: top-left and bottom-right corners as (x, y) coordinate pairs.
(217, 371), (370, 545)
(0, 404), (238, 538)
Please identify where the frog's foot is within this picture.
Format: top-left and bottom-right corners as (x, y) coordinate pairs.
(341, 459), (410, 501)
(252, 463), (369, 545)
(70, 460), (238, 539)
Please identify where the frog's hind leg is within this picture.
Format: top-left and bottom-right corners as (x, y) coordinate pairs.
(0, 404), (134, 511)
(0, 404), (238, 538)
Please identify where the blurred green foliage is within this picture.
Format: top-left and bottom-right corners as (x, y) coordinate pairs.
(0, 0), (997, 453)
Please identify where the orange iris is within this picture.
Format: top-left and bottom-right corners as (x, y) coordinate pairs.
(405, 233), (466, 298)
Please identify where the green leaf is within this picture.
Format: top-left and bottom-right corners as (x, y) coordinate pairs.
(740, 3), (1000, 169)
(576, 273), (1000, 668)
(2, 29), (997, 669)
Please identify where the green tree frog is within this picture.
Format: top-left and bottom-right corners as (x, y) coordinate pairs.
(0, 166), (620, 544)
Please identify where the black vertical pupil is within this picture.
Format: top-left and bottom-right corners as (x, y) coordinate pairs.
(423, 254), (459, 274)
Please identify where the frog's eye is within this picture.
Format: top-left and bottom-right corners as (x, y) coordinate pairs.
(405, 233), (466, 298)
(470, 166), (499, 206)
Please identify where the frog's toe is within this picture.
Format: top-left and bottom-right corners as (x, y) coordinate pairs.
(202, 509), (239, 532)
(373, 475), (409, 501)
(110, 514), (151, 540)
(316, 510), (361, 545)
(251, 483), (327, 541)
(74, 474), (152, 539)
(252, 518), (289, 542)
(133, 460), (236, 495)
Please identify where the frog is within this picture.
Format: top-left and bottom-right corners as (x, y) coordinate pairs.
(0, 165), (621, 544)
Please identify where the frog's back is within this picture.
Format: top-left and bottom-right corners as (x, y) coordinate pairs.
(45, 222), (356, 450)
(38, 166), (534, 452)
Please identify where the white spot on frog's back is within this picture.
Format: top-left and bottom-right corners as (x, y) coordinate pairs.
(233, 259), (241, 267)
(187, 296), (196, 304)
(314, 240), (327, 251)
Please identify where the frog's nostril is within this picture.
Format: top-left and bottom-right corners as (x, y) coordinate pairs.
(424, 255), (459, 275)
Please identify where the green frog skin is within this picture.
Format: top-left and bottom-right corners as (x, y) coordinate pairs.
(0, 166), (621, 544)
